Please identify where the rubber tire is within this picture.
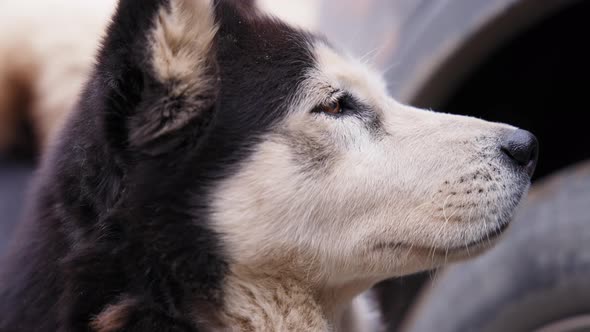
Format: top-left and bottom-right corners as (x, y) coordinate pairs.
(401, 161), (590, 332)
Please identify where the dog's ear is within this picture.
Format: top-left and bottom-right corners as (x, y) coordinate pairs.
(94, 0), (219, 155)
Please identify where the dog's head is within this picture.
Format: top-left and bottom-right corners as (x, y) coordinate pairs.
(82, 0), (537, 286)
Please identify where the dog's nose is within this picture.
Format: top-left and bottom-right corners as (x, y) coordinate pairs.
(501, 129), (539, 176)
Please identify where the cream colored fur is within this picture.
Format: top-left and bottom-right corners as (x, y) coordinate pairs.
(151, 0), (217, 92)
(0, 0), (117, 151)
(138, 0), (219, 142)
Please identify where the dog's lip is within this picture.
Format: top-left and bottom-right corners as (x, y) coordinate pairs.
(375, 222), (511, 254)
(445, 222), (510, 252)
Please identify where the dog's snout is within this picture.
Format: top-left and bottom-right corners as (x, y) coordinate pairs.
(500, 129), (539, 176)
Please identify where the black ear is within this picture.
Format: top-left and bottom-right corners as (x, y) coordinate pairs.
(95, 0), (219, 155)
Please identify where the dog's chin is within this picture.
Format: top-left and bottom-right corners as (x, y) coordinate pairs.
(437, 221), (511, 259)
(448, 223), (511, 260)
(376, 221), (511, 264)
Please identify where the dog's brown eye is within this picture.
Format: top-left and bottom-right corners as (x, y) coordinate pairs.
(320, 100), (341, 115)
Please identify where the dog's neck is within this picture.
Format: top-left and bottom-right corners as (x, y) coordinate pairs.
(213, 266), (378, 331)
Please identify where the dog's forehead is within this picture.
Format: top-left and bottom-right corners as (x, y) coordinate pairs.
(216, 8), (318, 72)
(214, 12), (318, 122)
(216, 13), (388, 107)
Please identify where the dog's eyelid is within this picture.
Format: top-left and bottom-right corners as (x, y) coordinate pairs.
(310, 90), (371, 118)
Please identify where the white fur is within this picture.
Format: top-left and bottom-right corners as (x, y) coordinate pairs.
(211, 43), (528, 330)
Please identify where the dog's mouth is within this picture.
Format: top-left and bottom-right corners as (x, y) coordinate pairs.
(375, 222), (511, 255)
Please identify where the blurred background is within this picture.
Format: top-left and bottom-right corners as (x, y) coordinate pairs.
(1, 0), (589, 331)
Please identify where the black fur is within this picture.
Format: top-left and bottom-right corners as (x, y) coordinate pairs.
(0, 0), (317, 331)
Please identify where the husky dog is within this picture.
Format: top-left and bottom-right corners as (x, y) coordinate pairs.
(0, 0), (538, 331)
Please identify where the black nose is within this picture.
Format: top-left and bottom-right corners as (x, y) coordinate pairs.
(501, 129), (539, 176)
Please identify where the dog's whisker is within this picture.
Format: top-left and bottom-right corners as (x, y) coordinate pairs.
(358, 46), (382, 64)
(381, 60), (402, 75)
(442, 194), (453, 223)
